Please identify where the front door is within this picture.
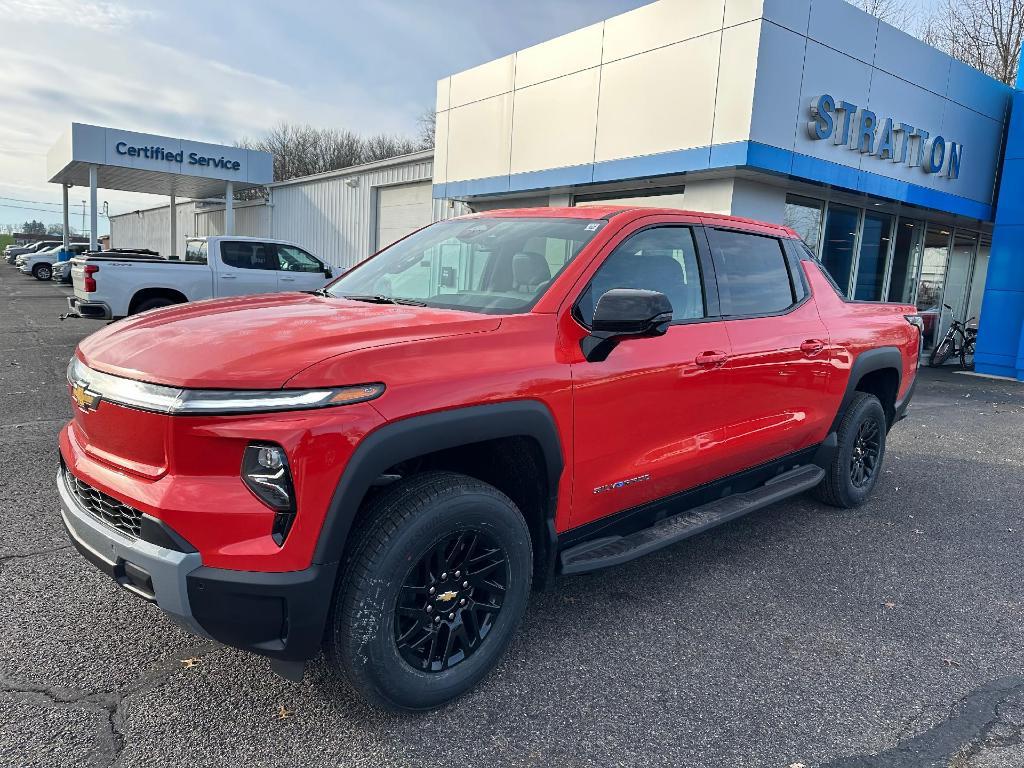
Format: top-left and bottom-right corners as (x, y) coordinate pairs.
(216, 240), (279, 297)
(704, 228), (832, 472)
(568, 224), (734, 530)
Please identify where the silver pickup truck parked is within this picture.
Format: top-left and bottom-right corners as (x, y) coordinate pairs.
(67, 236), (333, 319)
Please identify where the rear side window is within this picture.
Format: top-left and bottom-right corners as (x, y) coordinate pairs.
(221, 241), (273, 270)
(708, 230), (796, 316)
(184, 240), (207, 264)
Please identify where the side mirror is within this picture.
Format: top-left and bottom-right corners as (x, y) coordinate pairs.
(324, 267), (333, 279)
(582, 288), (673, 362)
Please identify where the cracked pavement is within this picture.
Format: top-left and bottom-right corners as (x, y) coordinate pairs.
(2, 271), (1023, 767)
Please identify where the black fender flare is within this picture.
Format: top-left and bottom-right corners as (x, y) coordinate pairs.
(830, 346), (904, 432)
(312, 400), (565, 568)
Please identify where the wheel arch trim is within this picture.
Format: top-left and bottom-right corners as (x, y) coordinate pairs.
(831, 346), (904, 432)
(312, 400), (565, 567)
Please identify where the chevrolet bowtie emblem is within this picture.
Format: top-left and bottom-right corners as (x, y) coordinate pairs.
(71, 383), (101, 413)
(437, 590), (458, 603)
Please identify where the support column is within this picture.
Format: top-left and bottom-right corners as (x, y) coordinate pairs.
(88, 165), (98, 251)
(169, 194), (177, 258)
(975, 45), (1024, 380)
(61, 184), (70, 250)
(224, 181), (234, 236)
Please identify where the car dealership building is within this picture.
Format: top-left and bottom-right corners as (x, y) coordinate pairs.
(431, 0), (1024, 381)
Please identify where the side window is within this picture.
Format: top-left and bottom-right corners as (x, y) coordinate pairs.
(277, 245), (323, 273)
(184, 240), (207, 264)
(576, 227), (705, 326)
(709, 230), (796, 316)
(220, 241), (272, 270)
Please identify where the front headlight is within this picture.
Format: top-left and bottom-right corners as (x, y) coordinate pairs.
(241, 443), (297, 545)
(68, 357), (384, 415)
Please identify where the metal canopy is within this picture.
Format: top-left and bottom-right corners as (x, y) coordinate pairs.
(47, 123), (273, 253)
(47, 123), (273, 198)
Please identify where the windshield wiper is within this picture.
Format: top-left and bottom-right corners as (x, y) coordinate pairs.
(306, 288), (331, 297)
(342, 294), (427, 307)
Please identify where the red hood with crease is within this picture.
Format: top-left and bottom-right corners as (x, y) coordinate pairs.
(77, 293), (501, 389)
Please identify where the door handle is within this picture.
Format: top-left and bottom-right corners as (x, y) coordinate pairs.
(695, 350), (728, 368)
(800, 339), (826, 357)
(220, 274), (237, 279)
(280, 276), (295, 282)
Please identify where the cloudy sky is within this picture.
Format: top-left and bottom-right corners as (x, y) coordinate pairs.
(0, 0), (648, 235)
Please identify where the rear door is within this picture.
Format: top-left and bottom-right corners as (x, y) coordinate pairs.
(215, 240), (279, 297)
(274, 244), (330, 292)
(704, 227), (832, 470)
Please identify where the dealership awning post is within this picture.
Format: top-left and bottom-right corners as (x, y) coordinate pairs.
(169, 194), (177, 258)
(88, 164), (98, 251)
(61, 184), (70, 250)
(225, 181), (234, 235)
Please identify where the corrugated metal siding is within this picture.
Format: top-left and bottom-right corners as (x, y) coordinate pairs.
(109, 201), (197, 256)
(193, 203), (271, 239)
(108, 152), (468, 267)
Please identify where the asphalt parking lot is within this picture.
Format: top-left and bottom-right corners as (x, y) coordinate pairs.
(2, 270), (1023, 768)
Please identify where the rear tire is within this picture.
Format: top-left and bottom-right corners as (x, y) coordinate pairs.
(32, 264), (52, 281)
(815, 392), (887, 508)
(132, 297), (176, 314)
(325, 471), (533, 712)
(960, 340), (975, 370)
(929, 339), (953, 367)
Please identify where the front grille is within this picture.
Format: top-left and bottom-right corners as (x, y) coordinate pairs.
(64, 469), (143, 538)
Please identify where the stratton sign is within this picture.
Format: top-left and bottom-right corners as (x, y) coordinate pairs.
(807, 94), (963, 180)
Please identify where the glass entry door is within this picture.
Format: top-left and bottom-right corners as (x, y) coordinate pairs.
(886, 219), (924, 304)
(915, 227), (953, 350)
(853, 211), (892, 301)
(937, 232), (978, 342)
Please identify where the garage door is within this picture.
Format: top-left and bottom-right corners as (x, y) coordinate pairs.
(376, 182), (433, 250)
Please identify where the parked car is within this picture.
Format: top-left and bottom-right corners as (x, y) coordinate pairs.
(6, 240), (61, 264)
(65, 236), (332, 319)
(58, 207), (921, 712)
(19, 243), (89, 280)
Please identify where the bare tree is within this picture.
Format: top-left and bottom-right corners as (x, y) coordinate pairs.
(922, 0), (1024, 85)
(417, 109), (436, 150)
(361, 133), (421, 163)
(847, 0), (916, 28)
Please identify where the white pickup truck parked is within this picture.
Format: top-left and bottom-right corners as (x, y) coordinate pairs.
(67, 236), (334, 319)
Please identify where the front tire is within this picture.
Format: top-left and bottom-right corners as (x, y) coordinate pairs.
(325, 471), (533, 712)
(815, 392), (887, 508)
(32, 264), (52, 281)
(929, 338), (953, 367)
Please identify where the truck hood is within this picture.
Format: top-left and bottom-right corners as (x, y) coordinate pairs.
(78, 293), (502, 389)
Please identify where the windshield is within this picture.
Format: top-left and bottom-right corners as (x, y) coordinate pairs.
(326, 217), (606, 314)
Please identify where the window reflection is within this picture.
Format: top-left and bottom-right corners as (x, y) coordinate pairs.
(854, 212), (892, 301)
(820, 204), (860, 296)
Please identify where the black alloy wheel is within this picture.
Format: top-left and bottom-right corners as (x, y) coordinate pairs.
(849, 418), (881, 488)
(395, 529), (507, 672)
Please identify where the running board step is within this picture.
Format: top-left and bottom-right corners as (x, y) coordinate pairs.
(559, 464), (825, 575)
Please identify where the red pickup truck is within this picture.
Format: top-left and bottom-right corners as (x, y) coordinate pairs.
(58, 207), (920, 711)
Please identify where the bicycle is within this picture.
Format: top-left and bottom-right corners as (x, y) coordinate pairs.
(928, 304), (977, 369)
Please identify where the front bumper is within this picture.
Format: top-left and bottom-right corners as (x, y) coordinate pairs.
(58, 467), (206, 635)
(58, 466), (336, 663)
(66, 295), (112, 320)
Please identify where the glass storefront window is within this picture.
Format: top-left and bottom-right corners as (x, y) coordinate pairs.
(784, 196), (824, 252)
(820, 204), (860, 296)
(853, 211), (892, 301)
(965, 236), (990, 325)
(916, 226), (952, 350)
(936, 231), (978, 342)
(887, 219), (924, 304)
